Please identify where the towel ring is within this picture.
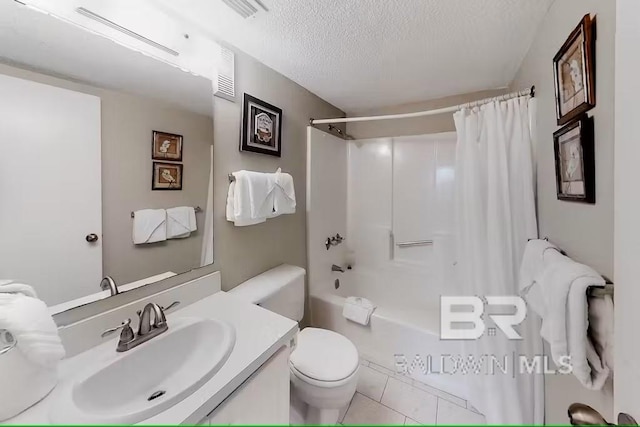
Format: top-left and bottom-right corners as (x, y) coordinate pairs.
(0, 329), (17, 356)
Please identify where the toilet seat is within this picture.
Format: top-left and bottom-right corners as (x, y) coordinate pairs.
(289, 328), (359, 385)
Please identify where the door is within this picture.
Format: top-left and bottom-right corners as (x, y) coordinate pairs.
(0, 74), (102, 306)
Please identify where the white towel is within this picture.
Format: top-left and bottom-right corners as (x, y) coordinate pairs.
(534, 258), (608, 390)
(132, 209), (167, 244)
(235, 170), (276, 220)
(519, 239), (561, 316)
(343, 296), (376, 326)
(273, 168), (296, 215)
(0, 282), (65, 367)
(588, 293), (614, 372)
(0, 281), (63, 421)
(226, 181), (266, 227)
(166, 206), (197, 239)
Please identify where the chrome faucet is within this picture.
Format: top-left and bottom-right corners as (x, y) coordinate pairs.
(331, 264), (345, 273)
(101, 303), (168, 352)
(100, 276), (119, 296)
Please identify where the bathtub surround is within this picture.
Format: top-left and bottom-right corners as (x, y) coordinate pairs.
(510, 0), (616, 422)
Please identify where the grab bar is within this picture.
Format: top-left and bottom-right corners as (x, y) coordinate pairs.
(396, 240), (433, 248)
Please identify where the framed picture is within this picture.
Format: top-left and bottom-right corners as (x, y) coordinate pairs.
(152, 131), (183, 161)
(152, 162), (183, 191)
(553, 14), (596, 125)
(553, 116), (595, 204)
(240, 93), (282, 157)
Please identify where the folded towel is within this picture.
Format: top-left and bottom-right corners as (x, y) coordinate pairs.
(235, 170), (276, 220)
(226, 181), (266, 227)
(132, 209), (167, 244)
(0, 281), (65, 367)
(343, 296), (376, 326)
(166, 206), (197, 239)
(273, 168), (296, 215)
(533, 257), (608, 389)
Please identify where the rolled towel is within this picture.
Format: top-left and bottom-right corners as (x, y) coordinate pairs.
(0, 281), (65, 367)
(343, 296), (376, 326)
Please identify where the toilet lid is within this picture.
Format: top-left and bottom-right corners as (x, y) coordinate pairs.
(289, 328), (359, 382)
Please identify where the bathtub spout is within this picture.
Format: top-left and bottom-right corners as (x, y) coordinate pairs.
(331, 264), (345, 273)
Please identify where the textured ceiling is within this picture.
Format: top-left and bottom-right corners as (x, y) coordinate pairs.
(157, 0), (555, 113)
(0, 2), (213, 117)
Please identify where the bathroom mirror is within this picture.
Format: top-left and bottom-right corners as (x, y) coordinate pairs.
(0, 3), (215, 308)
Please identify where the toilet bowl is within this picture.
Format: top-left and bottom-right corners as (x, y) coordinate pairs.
(229, 264), (360, 425)
(289, 328), (359, 424)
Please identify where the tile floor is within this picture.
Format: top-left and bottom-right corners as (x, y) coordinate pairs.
(339, 358), (486, 425)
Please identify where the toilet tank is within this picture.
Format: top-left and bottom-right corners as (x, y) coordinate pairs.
(228, 264), (306, 322)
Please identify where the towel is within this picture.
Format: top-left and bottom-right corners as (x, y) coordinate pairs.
(519, 239), (561, 316)
(533, 258), (608, 389)
(0, 281), (62, 421)
(226, 181), (266, 227)
(132, 209), (167, 244)
(166, 206), (197, 239)
(273, 168), (296, 215)
(343, 297), (376, 326)
(588, 294), (614, 372)
(235, 170), (277, 220)
(0, 281), (65, 367)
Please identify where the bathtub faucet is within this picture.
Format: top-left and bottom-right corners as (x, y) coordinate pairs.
(331, 264), (345, 273)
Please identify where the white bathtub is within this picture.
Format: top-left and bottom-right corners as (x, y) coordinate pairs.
(310, 274), (466, 400)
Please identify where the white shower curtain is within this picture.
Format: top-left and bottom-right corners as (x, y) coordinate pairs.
(453, 98), (543, 424)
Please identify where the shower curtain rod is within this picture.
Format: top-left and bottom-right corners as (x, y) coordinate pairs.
(310, 86), (535, 125)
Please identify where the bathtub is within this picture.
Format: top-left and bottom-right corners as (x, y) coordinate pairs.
(310, 272), (466, 400)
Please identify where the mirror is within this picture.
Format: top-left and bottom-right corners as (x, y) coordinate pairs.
(0, 2), (215, 308)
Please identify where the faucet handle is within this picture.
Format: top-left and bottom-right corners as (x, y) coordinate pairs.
(101, 318), (133, 339)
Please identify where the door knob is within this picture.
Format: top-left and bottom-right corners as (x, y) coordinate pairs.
(86, 233), (99, 243)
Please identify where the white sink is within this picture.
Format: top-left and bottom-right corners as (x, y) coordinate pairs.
(50, 317), (235, 424)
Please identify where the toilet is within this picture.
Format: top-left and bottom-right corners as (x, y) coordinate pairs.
(229, 264), (359, 425)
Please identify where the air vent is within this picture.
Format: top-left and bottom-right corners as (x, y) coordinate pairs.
(215, 46), (236, 102)
(221, 0), (268, 19)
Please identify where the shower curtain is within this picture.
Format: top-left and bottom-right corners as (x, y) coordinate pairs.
(453, 98), (543, 424)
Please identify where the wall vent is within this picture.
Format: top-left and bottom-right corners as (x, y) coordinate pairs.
(221, 0), (268, 19)
(215, 46), (236, 102)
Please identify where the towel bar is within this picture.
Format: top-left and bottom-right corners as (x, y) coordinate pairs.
(130, 206), (201, 218)
(587, 284), (614, 298)
(396, 240), (433, 248)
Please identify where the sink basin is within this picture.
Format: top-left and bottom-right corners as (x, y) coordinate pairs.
(50, 317), (235, 424)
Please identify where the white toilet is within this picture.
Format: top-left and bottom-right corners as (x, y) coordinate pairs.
(229, 264), (359, 425)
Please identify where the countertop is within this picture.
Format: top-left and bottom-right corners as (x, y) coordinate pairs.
(5, 291), (298, 424)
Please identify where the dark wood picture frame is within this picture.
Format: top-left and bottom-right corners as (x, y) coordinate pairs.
(240, 93), (282, 157)
(152, 162), (183, 191)
(553, 14), (596, 126)
(152, 130), (183, 161)
(553, 115), (595, 204)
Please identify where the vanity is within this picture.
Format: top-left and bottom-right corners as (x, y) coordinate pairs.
(4, 274), (298, 424)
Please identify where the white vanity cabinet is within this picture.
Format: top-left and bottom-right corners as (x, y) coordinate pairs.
(202, 346), (290, 425)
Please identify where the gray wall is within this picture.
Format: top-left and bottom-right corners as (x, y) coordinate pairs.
(0, 63), (214, 285)
(101, 90), (213, 284)
(510, 0), (616, 423)
(212, 47), (345, 292)
(346, 89), (506, 139)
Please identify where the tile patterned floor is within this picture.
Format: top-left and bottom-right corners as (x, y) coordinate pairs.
(339, 358), (486, 425)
